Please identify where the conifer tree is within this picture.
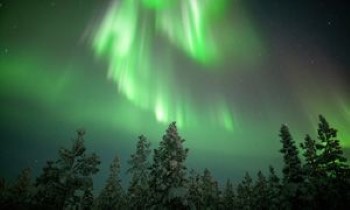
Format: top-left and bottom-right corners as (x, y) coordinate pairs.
(300, 135), (318, 179)
(253, 171), (269, 210)
(201, 168), (220, 209)
(33, 160), (60, 207)
(300, 134), (319, 208)
(279, 125), (304, 209)
(222, 179), (236, 210)
(127, 135), (151, 209)
(97, 156), (126, 209)
(148, 122), (189, 209)
(315, 115), (350, 209)
(10, 168), (33, 205)
(316, 115), (349, 179)
(188, 169), (203, 210)
(34, 129), (100, 209)
(148, 148), (164, 209)
(236, 172), (253, 210)
(266, 166), (282, 210)
(279, 125), (303, 184)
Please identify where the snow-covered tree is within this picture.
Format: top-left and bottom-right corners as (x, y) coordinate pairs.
(148, 148), (164, 209)
(34, 129), (100, 209)
(201, 168), (220, 209)
(127, 135), (151, 209)
(187, 169), (203, 210)
(148, 122), (189, 209)
(97, 155), (126, 209)
(222, 179), (236, 210)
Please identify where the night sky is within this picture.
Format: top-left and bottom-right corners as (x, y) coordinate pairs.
(1, 0), (349, 190)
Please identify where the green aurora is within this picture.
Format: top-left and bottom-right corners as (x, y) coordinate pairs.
(92, 0), (263, 131)
(0, 0), (349, 184)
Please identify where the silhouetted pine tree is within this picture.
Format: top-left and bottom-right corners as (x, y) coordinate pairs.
(222, 179), (236, 210)
(0, 168), (34, 209)
(33, 160), (60, 207)
(188, 169), (203, 210)
(300, 134), (319, 207)
(266, 166), (282, 210)
(34, 129), (100, 209)
(279, 125), (304, 209)
(97, 156), (126, 209)
(148, 148), (163, 209)
(300, 135), (318, 179)
(316, 115), (349, 179)
(148, 122), (189, 209)
(201, 168), (220, 209)
(314, 115), (350, 209)
(236, 172), (253, 210)
(127, 135), (151, 209)
(252, 171), (269, 210)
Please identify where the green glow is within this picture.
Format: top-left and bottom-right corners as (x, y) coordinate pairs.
(151, 0), (239, 63)
(93, 0), (238, 130)
(92, 0), (264, 131)
(142, 0), (174, 9)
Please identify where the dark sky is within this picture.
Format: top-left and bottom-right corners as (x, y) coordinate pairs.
(0, 0), (349, 191)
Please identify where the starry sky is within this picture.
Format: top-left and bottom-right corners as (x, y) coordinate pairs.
(0, 0), (349, 189)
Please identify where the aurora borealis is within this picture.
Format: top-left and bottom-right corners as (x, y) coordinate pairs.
(92, 0), (263, 130)
(1, 0), (349, 187)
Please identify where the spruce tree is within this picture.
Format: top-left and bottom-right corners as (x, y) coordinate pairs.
(267, 166), (282, 210)
(7, 168), (33, 208)
(201, 168), (220, 209)
(315, 115), (350, 209)
(279, 125), (303, 183)
(222, 179), (236, 210)
(148, 122), (189, 209)
(316, 115), (349, 179)
(187, 169), (203, 210)
(127, 135), (151, 209)
(148, 148), (164, 209)
(253, 171), (269, 210)
(300, 135), (318, 179)
(34, 129), (100, 209)
(97, 156), (126, 209)
(236, 172), (253, 210)
(279, 125), (304, 209)
(300, 134), (319, 208)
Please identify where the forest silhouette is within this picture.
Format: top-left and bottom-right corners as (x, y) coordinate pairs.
(0, 115), (349, 209)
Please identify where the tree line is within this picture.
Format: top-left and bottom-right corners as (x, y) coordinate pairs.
(0, 115), (349, 209)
